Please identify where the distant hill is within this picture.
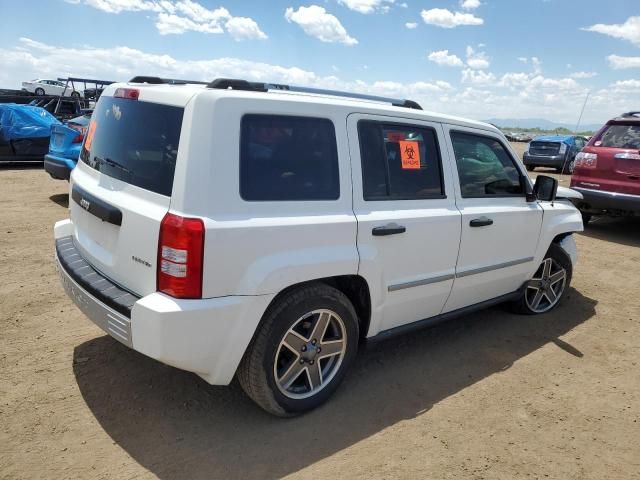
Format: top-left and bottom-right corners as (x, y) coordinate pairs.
(485, 118), (601, 133)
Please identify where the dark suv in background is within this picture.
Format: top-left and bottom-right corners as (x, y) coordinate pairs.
(523, 135), (587, 173)
(571, 112), (640, 223)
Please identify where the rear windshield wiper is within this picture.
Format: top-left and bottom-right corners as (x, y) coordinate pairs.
(94, 156), (132, 175)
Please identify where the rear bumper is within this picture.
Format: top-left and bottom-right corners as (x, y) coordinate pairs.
(571, 187), (640, 214)
(54, 220), (274, 385)
(523, 153), (565, 168)
(44, 154), (75, 180)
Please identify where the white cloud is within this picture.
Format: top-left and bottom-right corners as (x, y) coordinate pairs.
(460, 0), (481, 10)
(421, 8), (483, 28)
(465, 45), (489, 69)
(582, 16), (640, 46)
(461, 68), (496, 85)
(610, 79), (640, 91)
(337, 0), (395, 14)
(517, 57), (528, 63)
(569, 71), (597, 79)
(3, 37), (638, 126)
(607, 54), (640, 69)
(531, 56), (542, 74)
(72, 0), (164, 14)
(225, 17), (268, 41)
(405, 22), (418, 29)
(68, 0), (267, 39)
(285, 5), (358, 45)
(428, 50), (464, 67)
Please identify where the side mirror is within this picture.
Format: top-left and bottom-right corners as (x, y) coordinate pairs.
(533, 175), (558, 202)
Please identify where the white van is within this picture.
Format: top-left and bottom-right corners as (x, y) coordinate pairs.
(54, 77), (583, 416)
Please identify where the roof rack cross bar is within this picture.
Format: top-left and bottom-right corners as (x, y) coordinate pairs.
(206, 77), (422, 110)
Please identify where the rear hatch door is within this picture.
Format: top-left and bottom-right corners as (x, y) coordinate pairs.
(577, 121), (640, 195)
(69, 89), (188, 296)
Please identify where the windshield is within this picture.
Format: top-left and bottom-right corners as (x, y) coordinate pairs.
(596, 124), (640, 149)
(79, 97), (184, 196)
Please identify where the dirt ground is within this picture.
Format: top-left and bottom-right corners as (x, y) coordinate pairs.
(1, 160), (639, 480)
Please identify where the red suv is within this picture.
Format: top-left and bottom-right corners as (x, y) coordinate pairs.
(571, 112), (640, 224)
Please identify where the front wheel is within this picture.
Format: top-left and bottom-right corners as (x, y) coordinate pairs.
(34, 87), (45, 96)
(562, 158), (575, 174)
(512, 243), (572, 315)
(237, 283), (359, 416)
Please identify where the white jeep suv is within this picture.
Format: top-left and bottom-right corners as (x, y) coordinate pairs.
(54, 77), (583, 416)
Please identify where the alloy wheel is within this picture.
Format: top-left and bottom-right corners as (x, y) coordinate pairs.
(274, 309), (347, 400)
(525, 257), (567, 313)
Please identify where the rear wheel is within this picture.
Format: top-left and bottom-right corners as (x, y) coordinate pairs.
(70, 91), (80, 99)
(34, 87), (45, 96)
(581, 212), (592, 226)
(238, 283), (359, 416)
(512, 243), (572, 315)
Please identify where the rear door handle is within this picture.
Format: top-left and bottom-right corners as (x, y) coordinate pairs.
(470, 216), (493, 227)
(372, 223), (406, 236)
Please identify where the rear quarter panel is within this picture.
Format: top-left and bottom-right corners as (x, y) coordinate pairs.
(171, 93), (359, 298)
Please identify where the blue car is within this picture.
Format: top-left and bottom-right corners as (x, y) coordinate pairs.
(44, 113), (90, 180)
(522, 135), (587, 174)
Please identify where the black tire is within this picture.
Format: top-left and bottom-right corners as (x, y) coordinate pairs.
(511, 242), (572, 315)
(237, 283), (359, 416)
(71, 91), (80, 98)
(35, 87), (45, 96)
(562, 158), (575, 174)
(581, 212), (592, 226)
(526, 165), (535, 172)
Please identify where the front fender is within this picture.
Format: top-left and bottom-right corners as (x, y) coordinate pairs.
(530, 199), (583, 274)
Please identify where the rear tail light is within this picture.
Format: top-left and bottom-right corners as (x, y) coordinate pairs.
(114, 88), (139, 100)
(69, 123), (88, 144)
(157, 213), (205, 298)
(575, 152), (597, 169)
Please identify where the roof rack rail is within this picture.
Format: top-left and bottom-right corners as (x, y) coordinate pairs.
(129, 76), (208, 85)
(620, 111), (640, 118)
(206, 78), (422, 110)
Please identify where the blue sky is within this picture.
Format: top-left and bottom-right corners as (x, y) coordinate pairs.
(0, 0), (638, 124)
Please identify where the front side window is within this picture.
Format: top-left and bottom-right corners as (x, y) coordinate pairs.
(358, 121), (444, 200)
(451, 131), (524, 198)
(240, 115), (339, 201)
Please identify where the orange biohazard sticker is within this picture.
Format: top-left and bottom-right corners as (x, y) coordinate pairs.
(84, 121), (97, 151)
(399, 140), (420, 169)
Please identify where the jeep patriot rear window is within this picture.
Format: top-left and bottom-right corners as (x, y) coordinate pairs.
(79, 97), (184, 196)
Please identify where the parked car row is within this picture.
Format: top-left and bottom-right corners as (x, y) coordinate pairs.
(505, 132), (533, 142)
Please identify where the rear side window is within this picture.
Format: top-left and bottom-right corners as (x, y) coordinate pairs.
(240, 115), (339, 201)
(80, 97), (183, 196)
(451, 131), (523, 198)
(595, 124), (640, 149)
(358, 121), (444, 200)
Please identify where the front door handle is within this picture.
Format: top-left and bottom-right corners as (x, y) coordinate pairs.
(372, 223), (406, 236)
(470, 216), (493, 227)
